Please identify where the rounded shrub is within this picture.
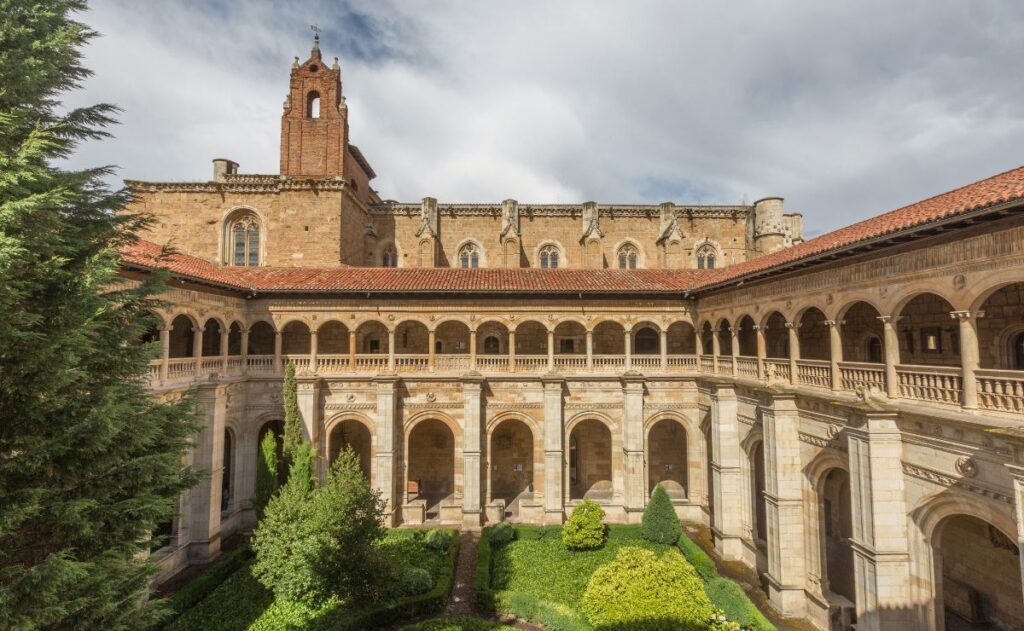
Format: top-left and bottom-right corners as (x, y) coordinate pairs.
(562, 500), (606, 550)
(705, 577), (777, 631)
(399, 567), (434, 595)
(641, 484), (683, 544)
(424, 528), (453, 551)
(490, 521), (515, 547)
(581, 547), (715, 631)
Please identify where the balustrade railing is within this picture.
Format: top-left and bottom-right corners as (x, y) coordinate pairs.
(839, 361), (885, 392)
(764, 358), (791, 383)
(514, 356), (549, 373)
(699, 356), (715, 374)
(476, 356), (509, 372)
(736, 356), (759, 378)
(354, 354), (389, 370)
(716, 356), (734, 376)
(554, 355), (587, 371)
(976, 369), (1024, 414)
(395, 354), (429, 372)
(247, 355), (276, 373)
(667, 355), (698, 372)
(167, 358), (196, 379)
(316, 354), (349, 374)
(631, 356), (661, 371)
(435, 354), (470, 372)
(226, 357), (244, 373)
(896, 364), (962, 406)
(796, 359), (831, 389)
(593, 355), (626, 373)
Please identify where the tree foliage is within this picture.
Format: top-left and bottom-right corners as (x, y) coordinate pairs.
(562, 500), (606, 550)
(253, 430), (280, 520)
(282, 362), (302, 461)
(0, 1), (197, 627)
(641, 484), (683, 544)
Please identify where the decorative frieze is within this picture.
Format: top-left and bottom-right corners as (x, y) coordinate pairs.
(901, 462), (1013, 504)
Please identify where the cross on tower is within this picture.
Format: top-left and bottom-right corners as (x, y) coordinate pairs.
(310, 24), (320, 39)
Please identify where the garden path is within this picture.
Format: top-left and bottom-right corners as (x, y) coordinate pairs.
(444, 530), (479, 617)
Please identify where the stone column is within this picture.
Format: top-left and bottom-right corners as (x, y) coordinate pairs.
(754, 324), (766, 380)
(547, 329), (555, 371)
(729, 326), (740, 377)
(469, 328), (478, 370)
(1005, 464), (1024, 607)
(159, 325), (170, 383)
(586, 329), (594, 371)
(347, 329), (357, 369)
(240, 326), (250, 375)
(624, 329), (633, 371)
(878, 316), (901, 398)
(622, 372), (646, 521)
(785, 322), (800, 384)
(660, 328), (668, 372)
(711, 327), (721, 373)
(273, 328), (283, 374)
(373, 376), (400, 526)
(542, 375), (565, 523)
(189, 384), (226, 561)
(387, 328), (396, 371)
(847, 410), (912, 631)
(508, 329), (516, 372)
(428, 328), (436, 372)
(462, 374), (484, 527)
(193, 325), (204, 379)
(710, 384), (745, 559)
(309, 329), (318, 374)
(825, 319), (842, 391)
(219, 326), (229, 373)
(762, 393), (807, 616)
(950, 310), (983, 409)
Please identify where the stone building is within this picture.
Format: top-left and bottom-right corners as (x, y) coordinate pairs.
(124, 36), (1024, 631)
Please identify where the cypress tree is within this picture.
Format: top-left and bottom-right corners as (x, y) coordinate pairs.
(0, 2), (197, 627)
(253, 430), (280, 520)
(282, 361), (302, 461)
(641, 483), (683, 544)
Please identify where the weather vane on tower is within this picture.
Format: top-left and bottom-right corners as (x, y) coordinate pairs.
(310, 24), (320, 50)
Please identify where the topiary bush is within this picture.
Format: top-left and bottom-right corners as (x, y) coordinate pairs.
(490, 521), (515, 547)
(581, 546), (716, 631)
(677, 532), (718, 582)
(561, 500), (606, 550)
(642, 484), (683, 544)
(399, 567), (434, 596)
(424, 528), (453, 551)
(705, 577), (777, 631)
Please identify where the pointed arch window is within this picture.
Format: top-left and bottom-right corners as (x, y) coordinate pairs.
(696, 244), (716, 270)
(458, 243), (480, 268)
(229, 213), (261, 267)
(617, 244), (639, 269)
(539, 244), (560, 269)
(381, 245), (398, 267)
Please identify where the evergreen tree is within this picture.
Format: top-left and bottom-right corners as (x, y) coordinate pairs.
(253, 430), (280, 520)
(0, 2), (198, 628)
(282, 361), (302, 461)
(641, 484), (683, 544)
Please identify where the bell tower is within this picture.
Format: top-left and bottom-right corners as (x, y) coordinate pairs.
(279, 31), (348, 177)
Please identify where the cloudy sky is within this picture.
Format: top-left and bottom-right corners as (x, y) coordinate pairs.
(66, 1), (1024, 237)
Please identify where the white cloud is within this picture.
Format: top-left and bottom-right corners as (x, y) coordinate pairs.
(66, 0), (1024, 235)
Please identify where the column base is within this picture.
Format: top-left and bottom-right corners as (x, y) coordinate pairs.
(714, 534), (746, 562)
(765, 574), (807, 617)
(187, 534), (221, 563)
(462, 510), (482, 529)
(543, 509), (565, 525)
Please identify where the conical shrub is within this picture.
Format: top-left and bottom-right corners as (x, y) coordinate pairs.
(641, 484), (682, 544)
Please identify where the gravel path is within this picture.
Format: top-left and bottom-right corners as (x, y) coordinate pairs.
(444, 530), (480, 617)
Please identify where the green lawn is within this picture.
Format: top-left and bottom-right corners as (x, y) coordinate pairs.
(489, 524), (669, 630)
(165, 529), (457, 631)
(400, 618), (515, 631)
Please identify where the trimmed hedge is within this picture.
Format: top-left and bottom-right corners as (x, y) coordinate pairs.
(490, 521), (515, 546)
(677, 532), (718, 582)
(497, 591), (589, 631)
(705, 577), (777, 631)
(562, 500), (606, 550)
(162, 546), (251, 624)
(641, 484), (683, 544)
(475, 527), (495, 612)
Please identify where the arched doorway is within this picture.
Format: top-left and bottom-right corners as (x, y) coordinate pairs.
(328, 419), (372, 480)
(489, 419), (535, 517)
(648, 419), (687, 499)
(406, 419), (456, 520)
(751, 441), (767, 543)
(168, 314), (195, 358)
(569, 419), (613, 501)
(221, 428), (234, 512)
(819, 469), (855, 605)
(935, 514), (1023, 629)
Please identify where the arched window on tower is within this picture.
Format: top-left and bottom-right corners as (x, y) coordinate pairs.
(617, 244), (639, 269)
(307, 91), (321, 119)
(381, 245), (398, 268)
(228, 212), (261, 267)
(458, 243), (481, 268)
(539, 244), (560, 269)
(696, 244), (716, 270)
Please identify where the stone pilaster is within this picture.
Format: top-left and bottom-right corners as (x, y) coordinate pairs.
(542, 374), (565, 523)
(295, 377), (320, 449)
(762, 392), (807, 616)
(1004, 464), (1024, 608)
(846, 410), (912, 631)
(710, 383), (745, 559)
(188, 383), (226, 561)
(374, 375), (400, 526)
(462, 373), (484, 527)
(622, 372), (646, 520)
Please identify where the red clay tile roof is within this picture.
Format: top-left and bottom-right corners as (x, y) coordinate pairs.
(120, 164), (1024, 295)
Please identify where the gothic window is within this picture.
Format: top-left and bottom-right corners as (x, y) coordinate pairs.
(228, 213), (261, 266)
(696, 244), (716, 270)
(381, 246), (398, 267)
(458, 243), (480, 268)
(617, 244), (639, 269)
(539, 244), (560, 269)
(307, 91), (321, 119)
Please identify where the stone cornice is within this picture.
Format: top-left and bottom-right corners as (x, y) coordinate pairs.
(370, 203), (752, 220)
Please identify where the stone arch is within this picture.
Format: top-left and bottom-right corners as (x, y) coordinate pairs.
(454, 238), (486, 268)
(797, 306), (830, 361)
(488, 416), (538, 513)
(326, 415), (373, 481)
(374, 238), (401, 268)
(200, 317), (223, 357)
(476, 320), (510, 355)
(316, 320), (350, 354)
(896, 292), (958, 366)
(395, 319), (430, 354)
(613, 238), (644, 269)
(404, 415), (461, 520)
(593, 320), (625, 355)
(256, 419), (286, 485)
(280, 320), (311, 355)
(568, 417), (615, 501)
(512, 319), (549, 355)
(221, 424), (237, 512)
(435, 319), (471, 354)
(666, 320), (697, 354)
(716, 317), (733, 355)
(227, 321), (243, 355)
(168, 313), (198, 358)
(804, 453), (856, 608)
(631, 320), (662, 355)
(645, 415), (690, 498)
(355, 320), (389, 354)
(736, 315), (757, 356)
(761, 311), (789, 359)
(743, 434), (768, 544)
(554, 320), (587, 355)
(700, 320), (714, 355)
(838, 300), (885, 364)
(535, 240), (566, 269)
(973, 281), (1024, 369)
(247, 320), (275, 355)
(220, 206), (266, 266)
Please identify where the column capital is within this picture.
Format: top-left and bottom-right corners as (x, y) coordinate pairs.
(752, 324), (765, 332)
(728, 326), (740, 335)
(309, 329), (318, 336)
(540, 374), (565, 387)
(460, 371), (485, 386)
(876, 315), (902, 325)
(950, 309), (985, 322)
(784, 321), (800, 330)
(823, 319), (845, 328)
(620, 371), (646, 386)
(372, 374), (401, 386)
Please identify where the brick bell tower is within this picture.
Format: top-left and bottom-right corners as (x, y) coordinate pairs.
(279, 32), (348, 177)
